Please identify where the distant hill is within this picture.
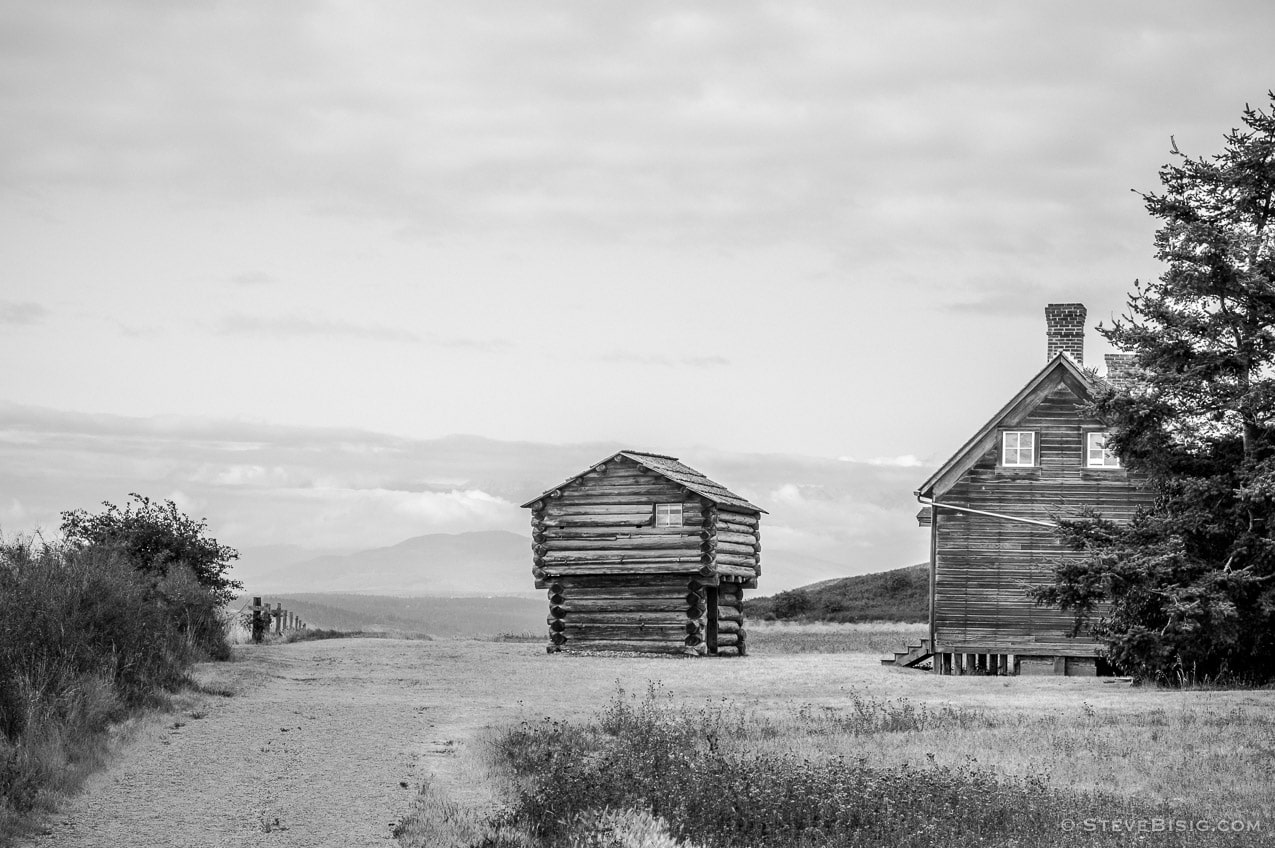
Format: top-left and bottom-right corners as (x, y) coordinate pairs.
(745, 563), (928, 623)
(238, 592), (545, 637)
(233, 530), (532, 595)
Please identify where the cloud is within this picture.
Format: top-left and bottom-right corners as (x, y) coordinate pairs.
(6, 0), (1268, 263)
(0, 301), (48, 325)
(213, 312), (513, 350)
(838, 455), (924, 468)
(215, 312), (421, 343)
(249, 486), (521, 549)
(599, 352), (731, 368)
(0, 404), (932, 586)
(229, 271), (276, 287)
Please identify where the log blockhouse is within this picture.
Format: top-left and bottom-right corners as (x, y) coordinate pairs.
(521, 451), (765, 656)
(890, 304), (1153, 676)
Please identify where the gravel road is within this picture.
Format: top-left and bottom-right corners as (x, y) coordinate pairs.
(19, 637), (902, 848)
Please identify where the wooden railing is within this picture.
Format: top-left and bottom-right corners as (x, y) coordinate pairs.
(248, 595), (307, 643)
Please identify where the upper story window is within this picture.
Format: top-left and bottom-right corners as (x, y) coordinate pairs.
(654, 503), (683, 527)
(1002, 431), (1036, 467)
(1086, 432), (1120, 468)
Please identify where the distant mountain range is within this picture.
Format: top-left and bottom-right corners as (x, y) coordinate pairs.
(232, 529), (900, 599)
(233, 530), (534, 596)
(229, 537), (925, 635)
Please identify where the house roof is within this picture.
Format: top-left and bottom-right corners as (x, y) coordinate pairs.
(917, 353), (1098, 499)
(520, 450), (766, 514)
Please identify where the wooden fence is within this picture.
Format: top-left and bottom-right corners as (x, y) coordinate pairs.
(248, 596), (308, 644)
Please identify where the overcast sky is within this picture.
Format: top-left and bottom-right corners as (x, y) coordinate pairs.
(3, 2), (1274, 590)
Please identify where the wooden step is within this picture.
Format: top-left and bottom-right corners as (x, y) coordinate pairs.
(881, 637), (934, 668)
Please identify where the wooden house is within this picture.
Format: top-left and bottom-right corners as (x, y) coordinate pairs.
(521, 451), (765, 656)
(889, 304), (1153, 676)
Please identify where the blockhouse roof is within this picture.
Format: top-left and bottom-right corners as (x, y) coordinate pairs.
(520, 450), (766, 514)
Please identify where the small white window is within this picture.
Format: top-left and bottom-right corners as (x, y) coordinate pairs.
(1086, 432), (1120, 468)
(1002, 431), (1036, 467)
(654, 503), (683, 527)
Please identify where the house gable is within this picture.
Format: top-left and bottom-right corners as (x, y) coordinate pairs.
(900, 303), (1157, 676)
(918, 354), (1096, 500)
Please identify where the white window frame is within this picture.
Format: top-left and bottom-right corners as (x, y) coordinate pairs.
(1086, 432), (1120, 468)
(1001, 431), (1036, 467)
(654, 503), (683, 528)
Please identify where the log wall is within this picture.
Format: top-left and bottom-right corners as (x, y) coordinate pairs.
(708, 507), (761, 587)
(932, 382), (1153, 659)
(546, 575), (710, 654)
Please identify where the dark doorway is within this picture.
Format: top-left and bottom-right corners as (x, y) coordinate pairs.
(705, 585), (720, 655)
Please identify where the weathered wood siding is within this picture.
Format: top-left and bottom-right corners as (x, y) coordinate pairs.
(711, 508), (761, 584)
(531, 460), (709, 579)
(933, 381), (1153, 656)
(546, 574), (709, 654)
(528, 456), (758, 654)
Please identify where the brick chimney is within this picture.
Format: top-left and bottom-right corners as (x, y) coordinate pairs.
(1104, 353), (1137, 390)
(1045, 303), (1086, 365)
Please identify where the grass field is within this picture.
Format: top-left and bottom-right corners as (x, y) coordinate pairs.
(745, 620), (925, 655)
(395, 623), (1275, 848)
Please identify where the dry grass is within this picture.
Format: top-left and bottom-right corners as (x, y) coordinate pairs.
(395, 623), (1275, 848)
(715, 686), (1275, 820)
(745, 620), (926, 655)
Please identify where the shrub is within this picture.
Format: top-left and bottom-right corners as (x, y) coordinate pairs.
(0, 538), (230, 832)
(60, 493), (242, 606)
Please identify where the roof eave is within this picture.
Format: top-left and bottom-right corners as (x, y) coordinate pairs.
(519, 450), (767, 514)
(618, 451), (767, 514)
(917, 353), (1097, 498)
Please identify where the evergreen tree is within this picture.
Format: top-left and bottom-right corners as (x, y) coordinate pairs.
(1034, 93), (1275, 683)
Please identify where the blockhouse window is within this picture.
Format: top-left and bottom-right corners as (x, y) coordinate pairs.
(1086, 432), (1120, 468)
(1001, 431), (1036, 467)
(654, 503), (683, 527)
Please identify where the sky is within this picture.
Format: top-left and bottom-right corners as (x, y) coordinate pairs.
(3, 2), (1274, 591)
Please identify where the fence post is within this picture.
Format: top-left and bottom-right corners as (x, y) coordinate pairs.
(274, 602), (283, 635)
(251, 596), (265, 643)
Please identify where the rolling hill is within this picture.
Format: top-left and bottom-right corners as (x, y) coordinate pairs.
(745, 563), (928, 623)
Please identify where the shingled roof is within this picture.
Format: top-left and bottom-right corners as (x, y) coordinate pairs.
(520, 450), (766, 514)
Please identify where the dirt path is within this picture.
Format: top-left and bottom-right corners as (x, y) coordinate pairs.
(23, 637), (1122, 848)
(24, 639), (440, 847)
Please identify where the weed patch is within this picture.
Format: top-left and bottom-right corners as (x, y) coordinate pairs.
(486, 684), (1235, 848)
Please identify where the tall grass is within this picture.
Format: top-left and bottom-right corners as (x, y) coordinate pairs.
(746, 620), (926, 655)
(0, 539), (229, 837)
(483, 684), (1246, 848)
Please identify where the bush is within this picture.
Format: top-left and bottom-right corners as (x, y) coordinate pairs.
(0, 539), (230, 831)
(60, 493), (241, 606)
